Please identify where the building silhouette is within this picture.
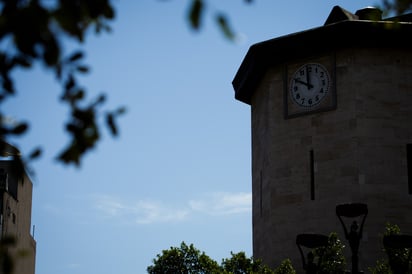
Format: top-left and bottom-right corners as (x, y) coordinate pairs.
(1, 141), (36, 274)
(232, 6), (412, 272)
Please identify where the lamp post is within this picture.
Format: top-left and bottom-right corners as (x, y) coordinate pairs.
(336, 203), (368, 274)
(296, 233), (329, 274)
(383, 234), (412, 274)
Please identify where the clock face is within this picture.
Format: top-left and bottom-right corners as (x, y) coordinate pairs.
(290, 63), (331, 108)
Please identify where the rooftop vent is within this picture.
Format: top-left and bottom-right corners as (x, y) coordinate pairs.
(324, 6), (384, 25)
(355, 6), (383, 21)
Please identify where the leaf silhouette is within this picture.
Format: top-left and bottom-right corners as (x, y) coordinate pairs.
(189, 0), (204, 30)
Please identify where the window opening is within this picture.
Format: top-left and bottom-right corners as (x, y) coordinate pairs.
(407, 144), (412, 195)
(310, 150), (315, 200)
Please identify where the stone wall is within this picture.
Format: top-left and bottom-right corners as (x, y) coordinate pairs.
(250, 48), (412, 272)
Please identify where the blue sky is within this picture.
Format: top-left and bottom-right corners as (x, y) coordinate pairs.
(4, 1), (377, 273)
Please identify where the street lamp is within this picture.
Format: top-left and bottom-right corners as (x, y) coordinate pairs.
(336, 203), (368, 274)
(383, 234), (412, 274)
(296, 233), (329, 274)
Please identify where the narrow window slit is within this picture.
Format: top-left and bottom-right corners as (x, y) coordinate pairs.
(259, 170), (263, 217)
(407, 144), (412, 195)
(310, 149), (315, 200)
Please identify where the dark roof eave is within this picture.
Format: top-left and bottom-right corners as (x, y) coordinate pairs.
(232, 20), (412, 105)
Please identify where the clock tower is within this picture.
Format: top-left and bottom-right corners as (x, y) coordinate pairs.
(233, 6), (412, 271)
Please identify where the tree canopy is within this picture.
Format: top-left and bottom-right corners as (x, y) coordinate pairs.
(146, 242), (290, 274)
(147, 242), (221, 274)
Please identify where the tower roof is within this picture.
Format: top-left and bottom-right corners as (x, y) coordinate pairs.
(232, 6), (412, 105)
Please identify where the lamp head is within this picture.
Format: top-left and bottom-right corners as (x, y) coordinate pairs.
(336, 203), (368, 217)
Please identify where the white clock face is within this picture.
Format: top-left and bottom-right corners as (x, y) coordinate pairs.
(290, 63), (331, 108)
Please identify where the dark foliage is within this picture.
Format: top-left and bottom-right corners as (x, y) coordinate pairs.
(147, 242), (221, 274)
(0, 0), (123, 167)
(187, 0), (254, 40)
(381, 0), (412, 15)
(369, 223), (412, 274)
(221, 251), (275, 273)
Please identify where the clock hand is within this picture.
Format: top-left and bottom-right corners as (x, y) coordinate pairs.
(306, 66), (312, 89)
(294, 78), (314, 89)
